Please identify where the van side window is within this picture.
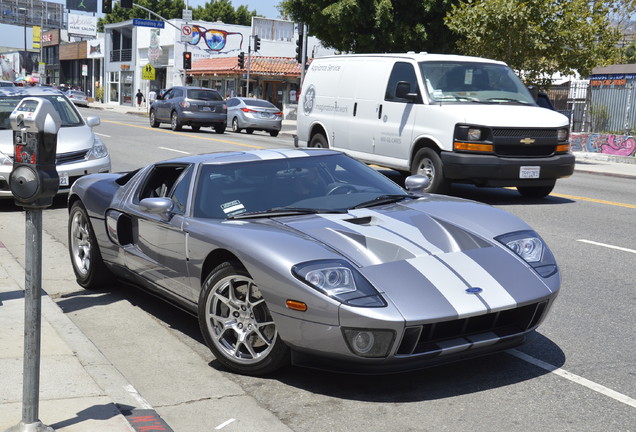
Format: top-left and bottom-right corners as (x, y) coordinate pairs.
(385, 62), (421, 103)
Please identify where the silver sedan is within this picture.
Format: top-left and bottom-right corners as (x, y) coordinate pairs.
(227, 97), (283, 137)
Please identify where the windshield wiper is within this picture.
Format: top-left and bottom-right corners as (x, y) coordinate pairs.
(228, 207), (344, 219)
(486, 98), (530, 105)
(350, 194), (414, 209)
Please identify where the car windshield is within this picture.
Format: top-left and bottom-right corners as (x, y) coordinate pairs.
(193, 153), (409, 219)
(0, 94), (83, 130)
(187, 89), (223, 101)
(420, 61), (536, 105)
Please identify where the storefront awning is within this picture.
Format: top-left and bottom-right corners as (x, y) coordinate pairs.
(191, 56), (306, 78)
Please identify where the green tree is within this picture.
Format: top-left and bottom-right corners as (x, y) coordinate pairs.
(445, 0), (623, 84)
(193, 0), (258, 25)
(279, 0), (458, 53)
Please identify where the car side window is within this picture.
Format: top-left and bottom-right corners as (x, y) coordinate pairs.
(173, 88), (183, 98)
(163, 89), (174, 100)
(169, 165), (193, 215)
(385, 62), (421, 103)
(226, 98), (238, 107)
(138, 164), (189, 202)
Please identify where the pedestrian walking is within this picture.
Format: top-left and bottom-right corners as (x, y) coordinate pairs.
(136, 89), (145, 108)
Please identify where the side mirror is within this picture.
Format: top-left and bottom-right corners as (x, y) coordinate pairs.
(404, 175), (431, 193)
(140, 197), (174, 220)
(86, 116), (100, 127)
(396, 81), (418, 101)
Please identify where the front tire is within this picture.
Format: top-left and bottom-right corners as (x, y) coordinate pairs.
(411, 148), (449, 194)
(171, 111), (182, 131)
(269, 130), (279, 137)
(214, 124), (226, 134)
(149, 110), (159, 128)
(517, 182), (555, 198)
(232, 117), (242, 133)
(191, 125), (201, 132)
(198, 262), (290, 375)
(68, 201), (113, 289)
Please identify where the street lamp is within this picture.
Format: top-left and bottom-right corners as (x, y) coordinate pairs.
(19, 8), (27, 53)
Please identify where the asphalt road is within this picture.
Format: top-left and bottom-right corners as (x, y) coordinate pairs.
(4, 107), (634, 431)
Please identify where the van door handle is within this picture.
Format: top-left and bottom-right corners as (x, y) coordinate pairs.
(353, 102), (357, 117)
(378, 104), (382, 119)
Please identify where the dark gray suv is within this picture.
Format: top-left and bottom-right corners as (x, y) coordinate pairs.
(149, 86), (227, 133)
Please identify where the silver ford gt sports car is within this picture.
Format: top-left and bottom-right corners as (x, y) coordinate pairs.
(67, 148), (560, 375)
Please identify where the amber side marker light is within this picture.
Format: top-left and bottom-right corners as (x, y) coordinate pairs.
(454, 142), (494, 152)
(556, 144), (571, 153)
(286, 300), (308, 311)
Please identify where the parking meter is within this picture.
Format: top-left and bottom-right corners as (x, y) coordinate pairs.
(9, 97), (61, 208)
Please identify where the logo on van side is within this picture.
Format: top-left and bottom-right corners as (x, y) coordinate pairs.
(303, 85), (316, 115)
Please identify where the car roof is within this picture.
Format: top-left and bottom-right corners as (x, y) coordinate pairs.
(157, 148), (341, 165)
(315, 52), (507, 66)
(0, 86), (65, 97)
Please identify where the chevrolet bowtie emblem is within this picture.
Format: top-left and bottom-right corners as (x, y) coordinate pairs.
(520, 138), (535, 144)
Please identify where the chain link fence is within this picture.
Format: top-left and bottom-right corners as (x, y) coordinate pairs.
(545, 81), (636, 135)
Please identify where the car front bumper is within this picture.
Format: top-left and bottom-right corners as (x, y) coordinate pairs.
(0, 155), (111, 198)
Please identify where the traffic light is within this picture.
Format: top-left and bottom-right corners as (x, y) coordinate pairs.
(102, 0), (112, 13)
(120, 0), (132, 8)
(253, 35), (261, 52)
(295, 37), (303, 64)
(183, 51), (192, 70)
(238, 51), (245, 68)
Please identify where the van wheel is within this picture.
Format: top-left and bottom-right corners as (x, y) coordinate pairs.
(411, 148), (449, 194)
(517, 183), (555, 198)
(309, 133), (328, 148)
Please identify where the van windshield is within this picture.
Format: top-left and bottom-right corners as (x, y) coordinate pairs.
(419, 61), (536, 105)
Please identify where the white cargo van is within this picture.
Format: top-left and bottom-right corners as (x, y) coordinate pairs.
(295, 53), (574, 197)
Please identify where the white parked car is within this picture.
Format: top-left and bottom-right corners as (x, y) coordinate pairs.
(0, 87), (111, 198)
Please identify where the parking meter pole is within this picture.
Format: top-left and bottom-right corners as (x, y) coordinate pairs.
(5, 98), (60, 432)
(5, 210), (55, 432)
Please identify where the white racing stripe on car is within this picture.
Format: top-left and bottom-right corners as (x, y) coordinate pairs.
(407, 255), (487, 318)
(437, 252), (517, 312)
(318, 212), (434, 257)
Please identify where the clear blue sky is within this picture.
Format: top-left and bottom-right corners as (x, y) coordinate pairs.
(0, 0), (282, 49)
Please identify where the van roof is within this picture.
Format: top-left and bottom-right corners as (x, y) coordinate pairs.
(313, 52), (507, 65)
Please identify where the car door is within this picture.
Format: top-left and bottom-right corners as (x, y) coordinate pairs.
(374, 61), (420, 161)
(123, 163), (196, 302)
(155, 88), (174, 121)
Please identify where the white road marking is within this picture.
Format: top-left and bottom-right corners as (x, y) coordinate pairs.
(215, 418), (236, 429)
(577, 239), (636, 254)
(95, 132), (110, 137)
(123, 384), (153, 409)
(509, 350), (636, 409)
(158, 146), (190, 154)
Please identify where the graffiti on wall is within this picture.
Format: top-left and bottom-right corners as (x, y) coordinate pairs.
(570, 133), (636, 157)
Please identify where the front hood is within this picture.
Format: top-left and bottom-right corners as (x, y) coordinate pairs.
(279, 198), (556, 321)
(439, 103), (568, 128)
(0, 125), (94, 157)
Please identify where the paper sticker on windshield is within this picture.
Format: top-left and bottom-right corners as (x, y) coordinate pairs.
(221, 200), (246, 216)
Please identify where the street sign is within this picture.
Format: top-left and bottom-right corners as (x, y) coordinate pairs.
(181, 24), (193, 43)
(132, 18), (165, 29)
(182, 9), (192, 20)
(142, 63), (156, 80)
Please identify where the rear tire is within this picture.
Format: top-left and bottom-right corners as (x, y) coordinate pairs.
(309, 133), (328, 148)
(410, 148), (449, 194)
(171, 111), (182, 131)
(198, 262), (290, 375)
(68, 201), (113, 289)
(269, 130), (279, 137)
(214, 124), (226, 134)
(517, 183), (555, 198)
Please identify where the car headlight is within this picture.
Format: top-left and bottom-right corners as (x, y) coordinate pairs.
(86, 135), (109, 160)
(496, 230), (557, 277)
(292, 259), (386, 307)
